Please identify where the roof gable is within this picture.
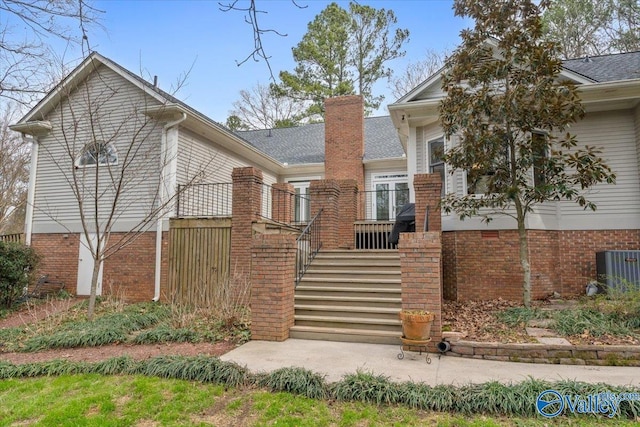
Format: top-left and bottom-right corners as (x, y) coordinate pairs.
(16, 52), (170, 124)
(390, 41), (637, 106)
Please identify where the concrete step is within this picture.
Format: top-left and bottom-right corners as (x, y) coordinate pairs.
(302, 270), (400, 280)
(289, 325), (401, 345)
(294, 314), (401, 332)
(295, 305), (400, 320)
(314, 250), (400, 261)
(299, 277), (400, 286)
(295, 286), (400, 299)
(294, 294), (401, 308)
(293, 249), (403, 345)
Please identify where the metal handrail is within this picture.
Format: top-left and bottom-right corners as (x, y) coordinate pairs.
(295, 208), (323, 287)
(176, 182), (233, 217)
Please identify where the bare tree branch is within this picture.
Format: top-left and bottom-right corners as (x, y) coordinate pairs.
(0, 0), (103, 106)
(218, 0), (307, 80)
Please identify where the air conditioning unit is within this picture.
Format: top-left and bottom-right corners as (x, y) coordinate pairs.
(596, 250), (640, 291)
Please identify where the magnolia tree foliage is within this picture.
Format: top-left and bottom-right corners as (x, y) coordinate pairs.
(440, 0), (616, 306)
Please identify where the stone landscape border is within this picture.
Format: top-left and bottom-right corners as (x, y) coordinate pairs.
(446, 340), (640, 366)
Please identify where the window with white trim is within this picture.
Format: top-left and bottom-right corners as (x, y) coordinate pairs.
(532, 131), (548, 188)
(466, 137), (510, 196)
(371, 174), (409, 221)
(289, 181), (311, 223)
(76, 141), (118, 167)
(428, 137), (445, 196)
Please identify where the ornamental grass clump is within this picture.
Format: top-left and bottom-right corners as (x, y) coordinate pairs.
(133, 324), (199, 344)
(136, 355), (249, 387)
(21, 302), (170, 351)
(258, 367), (329, 399)
(333, 370), (401, 405)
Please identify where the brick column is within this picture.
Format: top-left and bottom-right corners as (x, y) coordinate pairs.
(231, 167), (263, 281)
(324, 96), (365, 192)
(271, 183), (294, 224)
(309, 179), (340, 250)
(399, 232), (442, 348)
(414, 174), (442, 232)
(251, 233), (297, 341)
(337, 179), (357, 249)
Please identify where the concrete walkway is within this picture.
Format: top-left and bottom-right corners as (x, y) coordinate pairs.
(221, 339), (640, 386)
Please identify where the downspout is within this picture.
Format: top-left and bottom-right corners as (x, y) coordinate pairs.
(153, 112), (187, 301)
(24, 135), (39, 246)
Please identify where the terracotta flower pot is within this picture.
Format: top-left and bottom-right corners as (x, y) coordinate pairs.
(399, 311), (434, 341)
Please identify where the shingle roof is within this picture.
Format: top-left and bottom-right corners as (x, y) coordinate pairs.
(237, 115), (404, 165)
(562, 51), (640, 82)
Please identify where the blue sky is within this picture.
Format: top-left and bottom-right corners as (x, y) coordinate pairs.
(42, 1), (471, 122)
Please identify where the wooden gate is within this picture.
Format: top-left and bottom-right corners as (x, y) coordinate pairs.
(167, 218), (231, 306)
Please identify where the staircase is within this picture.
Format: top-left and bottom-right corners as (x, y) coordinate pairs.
(290, 250), (402, 344)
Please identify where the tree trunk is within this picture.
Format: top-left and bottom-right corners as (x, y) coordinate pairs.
(517, 213), (532, 308)
(87, 258), (102, 321)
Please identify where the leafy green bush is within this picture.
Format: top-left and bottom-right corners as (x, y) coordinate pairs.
(0, 241), (39, 308)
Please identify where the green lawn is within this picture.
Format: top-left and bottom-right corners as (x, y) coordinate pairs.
(0, 375), (637, 426)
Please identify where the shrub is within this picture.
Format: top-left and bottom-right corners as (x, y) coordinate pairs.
(133, 324), (199, 344)
(332, 370), (400, 405)
(0, 241), (39, 308)
(258, 367), (329, 399)
(495, 307), (546, 327)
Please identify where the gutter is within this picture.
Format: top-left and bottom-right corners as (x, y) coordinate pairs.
(24, 135), (39, 246)
(153, 112), (187, 302)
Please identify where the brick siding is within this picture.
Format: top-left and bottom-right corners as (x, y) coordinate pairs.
(231, 167), (263, 283)
(443, 229), (640, 301)
(324, 96), (365, 193)
(250, 233), (297, 341)
(30, 231), (167, 302)
(399, 232), (443, 348)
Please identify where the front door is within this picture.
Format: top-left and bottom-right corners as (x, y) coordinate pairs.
(77, 233), (103, 296)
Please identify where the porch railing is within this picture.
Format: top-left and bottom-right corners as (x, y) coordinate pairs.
(354, 221), (396, 250)
(176, 182), (233, 218)
(296, 209), (322, 286)
(357, 188), (410, 221)
(259, 183), (310, 227)
(0, 233), (24, 243)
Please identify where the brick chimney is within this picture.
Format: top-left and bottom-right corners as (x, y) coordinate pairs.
(324, 95), (365, 192)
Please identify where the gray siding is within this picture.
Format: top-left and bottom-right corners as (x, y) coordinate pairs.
(176, 129), (277, 217)
(33, 65), (163, 233)
(558, 109), (640, 229)
(436, 109), (640, 231)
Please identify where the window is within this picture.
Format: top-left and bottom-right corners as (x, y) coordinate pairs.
(466, 145), (510, 196)
(290, 181), (311, 223)
(467, 169), (495, 195)
(76, 141), (118, 167)
(371, 174), (409, 221)
(532, 131), (548, 187)
(428, 137), (445, 196)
